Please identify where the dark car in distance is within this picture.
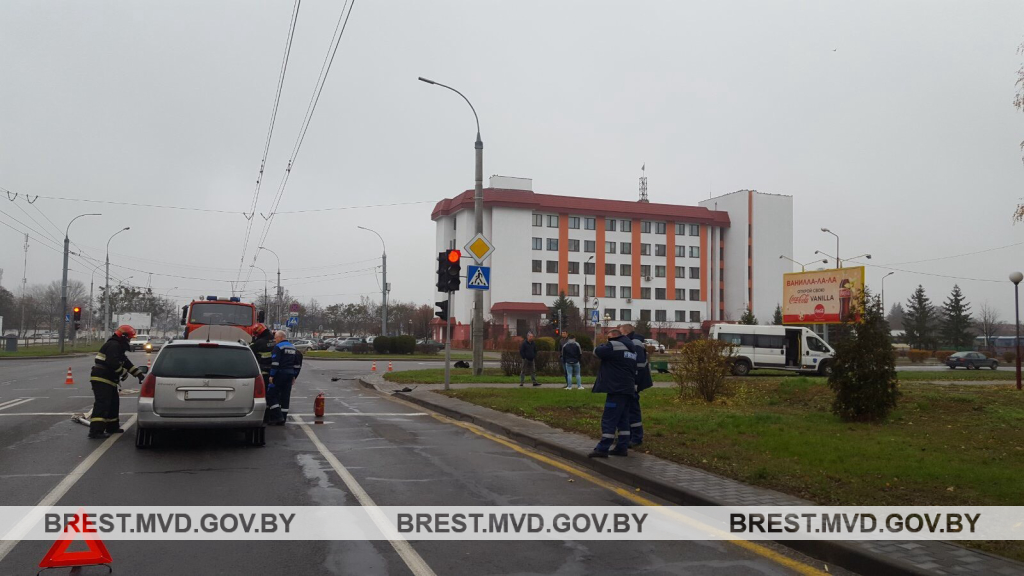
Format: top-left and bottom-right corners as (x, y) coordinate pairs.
(946, 351), (998, 370)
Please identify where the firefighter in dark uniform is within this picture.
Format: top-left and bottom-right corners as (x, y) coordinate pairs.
(250, 324), (273, 423)
(267, 331), (299, 425)
(622, 325), (653, 446)
(588, 327), (638, 458)
(89, 325), (144, 439)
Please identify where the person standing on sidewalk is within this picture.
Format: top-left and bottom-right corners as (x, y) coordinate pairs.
(621, 324), (653, 445)
(560, 334), (583, 390)
(588, 328), (638, 458)
(519, 332), (540, 387)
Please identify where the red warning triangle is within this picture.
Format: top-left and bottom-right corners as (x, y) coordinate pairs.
(38, 537), (112, 568)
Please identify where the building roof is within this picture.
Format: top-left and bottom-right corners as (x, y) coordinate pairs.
(490, 301), (550, 314)
(431, 189), (731, 226)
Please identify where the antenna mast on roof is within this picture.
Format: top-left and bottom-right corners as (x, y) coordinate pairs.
(638, 164), (648, 203)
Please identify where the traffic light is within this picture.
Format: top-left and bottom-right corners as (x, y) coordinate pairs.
(72, 306), (82, 331)
(435, 300), (449, 322)
(435, 249), (462, 292)
(551, 316), (560, 336)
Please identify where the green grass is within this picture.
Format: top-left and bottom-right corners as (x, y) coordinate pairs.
(0, 343), (102, 357)
(384, 367), (677, 385)
(305, 350), (472, 360)
(441, 380), (1024, 561)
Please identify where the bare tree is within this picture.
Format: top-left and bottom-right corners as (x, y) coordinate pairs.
(1014, 41), (1024, 222)
(976, 301), (1001, 344)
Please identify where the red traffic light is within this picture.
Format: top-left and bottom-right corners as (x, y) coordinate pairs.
(73, 307), (81, 313)
(447, 250), (461, 263)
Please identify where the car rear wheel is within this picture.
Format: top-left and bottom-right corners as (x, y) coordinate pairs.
(732, 360), (751, 376)
(135, 427), (155, 449)
(991, 362), (998, 370)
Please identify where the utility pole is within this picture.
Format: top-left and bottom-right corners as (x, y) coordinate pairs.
(60, 213), (99, 352)
(357, 227), (388, 336)
(20, 234), (28, 338)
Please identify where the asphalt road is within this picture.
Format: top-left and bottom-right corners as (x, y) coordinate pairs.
(0, 355), (848, 576)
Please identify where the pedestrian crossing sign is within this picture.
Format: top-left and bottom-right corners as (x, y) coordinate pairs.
(466, 265), (490, 291)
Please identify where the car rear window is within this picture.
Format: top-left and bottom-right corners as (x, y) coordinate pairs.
(153, 346), (259, 378)
(951, 352), (968, 358)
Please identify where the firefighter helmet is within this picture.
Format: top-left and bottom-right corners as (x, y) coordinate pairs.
(115, 325), (137, 340)
(253, 323), (268, 336)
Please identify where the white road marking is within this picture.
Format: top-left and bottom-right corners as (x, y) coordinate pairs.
(0, 412), (77, 417)
(0, 398), (33, 411)
(290, 412), (426, 417)
(0, 415), (136, 564)
(294, 416), (436, 576)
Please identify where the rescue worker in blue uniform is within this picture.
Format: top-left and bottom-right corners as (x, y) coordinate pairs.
(89, 325), (144, 439)
(249, 324), (273, 422)
(588, 327), (638, 458)
(267, 331), (299, 425)
(621, 324), (653, 446)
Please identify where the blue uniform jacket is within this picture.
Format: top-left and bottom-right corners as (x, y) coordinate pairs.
(270, 340), (299, 379)
(591, 335), (638, 395)
(627, 332), (654, 392)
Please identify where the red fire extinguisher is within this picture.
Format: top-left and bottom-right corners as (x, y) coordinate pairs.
(314, 392), (325, 418)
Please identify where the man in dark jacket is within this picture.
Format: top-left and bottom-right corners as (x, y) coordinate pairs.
(89, 325), (144, 439)
(588, 328), (638, 457)
(621, 324), (653, 446)
(519, 332), (540, 387)
(267, 331), (299, 425)
(560, 335), (583, 390)
(250, 324), (273, 422)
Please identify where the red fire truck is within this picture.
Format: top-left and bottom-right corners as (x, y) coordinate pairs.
(180, 296), (265, 339)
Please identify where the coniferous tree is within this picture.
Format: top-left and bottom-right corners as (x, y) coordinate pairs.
(772, 304), (783, 325)
(940, 284), (974, 349)
(739, 308), (758, 325)
(886, 303), (905, 331)
(829, 289), (899, 421)
(903, 285), (936, 349)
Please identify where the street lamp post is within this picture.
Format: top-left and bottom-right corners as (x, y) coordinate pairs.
(60, 213), (100, 352)
(593, 298), (600, 342)
(779, 255), (830, 273)
(881, 272), (895, 312)
(358, 226), (388, 336)
(821, 228), (840, 268)
(419, 75), (485, 376)
(104, 227), (130, 336)
(583, 255), (595, 330)
(1011, 271), (1023, 391)
(253, 265), (269, 318)
(257, 247), (281, 328)
(88, 262), (106, 343)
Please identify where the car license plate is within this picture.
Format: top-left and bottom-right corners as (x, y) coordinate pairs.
(186, 390), (227, 400)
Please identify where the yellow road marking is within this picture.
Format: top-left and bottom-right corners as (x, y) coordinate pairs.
(432, 414), (830, 576)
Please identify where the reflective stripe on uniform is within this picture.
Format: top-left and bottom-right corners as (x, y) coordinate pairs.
(601, 433), (615, 438)
(271, 361), (280, 366)
(268, 404), (281, 410)
(129, 366), (140, 376)
(609, 340), (630, 351)
(95, 353), (107, 361)
(617, 431), (631, 436)
(637, 362), (647, 368)
(631, 422), (643, 427)
(89, 417), (106, 422)
(90, 377), (119, 387)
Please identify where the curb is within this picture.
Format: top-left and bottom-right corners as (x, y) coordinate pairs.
(358, 377), (959, 576)
(0, 353), (93, 361)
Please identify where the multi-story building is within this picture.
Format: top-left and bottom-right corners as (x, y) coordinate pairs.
(431, 176), (792, 341)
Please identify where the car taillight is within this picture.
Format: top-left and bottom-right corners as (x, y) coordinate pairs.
(253, 375), (265, 398)
(140, 374), (156, 398)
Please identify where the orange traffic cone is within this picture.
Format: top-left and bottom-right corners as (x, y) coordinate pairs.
(65, 367), (74, 386)
(387, 361), (393, 372)
(371, 360), (377, 372)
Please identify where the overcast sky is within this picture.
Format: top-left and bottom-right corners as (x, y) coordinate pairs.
(2, 1), (1023, 322)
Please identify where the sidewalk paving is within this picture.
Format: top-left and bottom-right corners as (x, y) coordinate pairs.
(362, 373), (1024, 576)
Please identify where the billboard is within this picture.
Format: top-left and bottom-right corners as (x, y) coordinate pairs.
(782, 267), (865, 325)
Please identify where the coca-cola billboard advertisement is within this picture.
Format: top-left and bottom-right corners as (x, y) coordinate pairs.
(782, 266), (865, 324)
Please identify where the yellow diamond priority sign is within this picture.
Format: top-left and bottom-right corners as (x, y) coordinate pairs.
(464, 233), (495, 263)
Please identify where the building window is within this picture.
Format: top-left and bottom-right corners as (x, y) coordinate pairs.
(675, 245), (685, 257)
(655, 222), (666, 234)
(621, 286), (632, 299)
(605, 263), (616, 276)
(641, 221), (652, 233)
(640, 265), (651, 277)
(675, 288), (686, 300)
(640, 309), (651, 321)
(546, 261), (558, 273)
(689, 267), (700, 279)
(453, 218), (456, 231)
(547, 215), (559, 228)
(675, 223), (686, 235)
(655, 244), (666, 257)
(568, 284), (579, 297)
(532, 237), (542, 250)
(568, 216), (580, 229)
(546, 283), (559, 296)
(584, 240), (596, 253)
(689, 224), (699, 236)
(675, 310), (685, 322)
(606, 309), (617, 321)
(568, 239), (580, 252)
(532, 283), (542, 296)
(606, 218), (616, 232)
(605, 286), (616, 298)
(547, 238), (558, 251)
(568, 261), (579, 274)
(690, 289), (701, 301)
(640, 243), (651, 256)
(675, 266), (685, 278)
(655, 265), (666, 278)
(605, 241), (617, 254)
(619, 264), (631, 276)
(655, 309), (667, 321)
(620, 309), (632, 321)
(584, 217), (596, 230)
(585, 285), (595, 298)
(621, 220), (632, 232)
(620, 242), (631, 254)
(532, 214), (543, 227)
(640, 287), (651, 299)
(655, 288), (666, 300)
(689, 246), (700, 258)
(583, 261), (596, 275)
(532, 260), (542, 273)
(690, 311), (701, 323)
